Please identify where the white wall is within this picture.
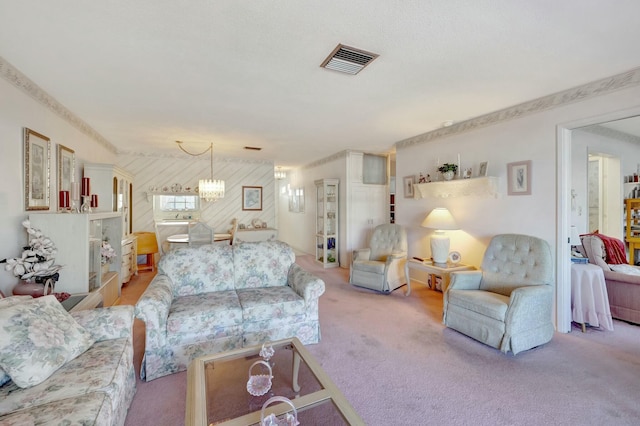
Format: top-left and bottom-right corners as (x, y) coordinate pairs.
(571, 128), (640, 237)
(0, 77), (116, 296)
(277, 154), (347, 264)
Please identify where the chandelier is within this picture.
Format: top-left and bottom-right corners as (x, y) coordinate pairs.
(274, 167), (287, 180)
(176, 141), (225, 202)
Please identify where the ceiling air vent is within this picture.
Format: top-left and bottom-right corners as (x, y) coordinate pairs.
(320, 44), (379, 75)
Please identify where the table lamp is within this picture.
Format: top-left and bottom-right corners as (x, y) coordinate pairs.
(422, 207), (459, 263)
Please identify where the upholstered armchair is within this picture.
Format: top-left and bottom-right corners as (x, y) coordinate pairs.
(580, 234), (640, 324)
(443, 234), (554, 355)
(349, 224), (408, 293)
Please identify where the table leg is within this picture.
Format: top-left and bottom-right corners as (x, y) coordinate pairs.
(292, 350), (301, 393)
(581, 323), (586, 333)
(404, 262), (412, 296)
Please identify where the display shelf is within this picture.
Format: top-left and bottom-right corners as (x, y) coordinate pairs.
(29, 212), (122, 306)
(315, 179), (339, 268)
(413, 176), (498, 198)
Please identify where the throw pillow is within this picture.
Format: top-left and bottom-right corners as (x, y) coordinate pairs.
(0, 295), (95, 388)
(0, 296), (34, 386)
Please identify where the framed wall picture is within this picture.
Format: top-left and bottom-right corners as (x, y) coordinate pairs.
(57, 144), (75, 202)
(403, 175), (415, 198)
(507, 160), (532, 195)
(478, 161), (488, 177)
(242, 186), (263, 211)
(24, 128), (51, 210)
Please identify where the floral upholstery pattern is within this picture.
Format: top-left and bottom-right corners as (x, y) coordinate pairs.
(135, 240), (325, 381)
(0, 295), (95, 388)
(0, 304), (136, 426)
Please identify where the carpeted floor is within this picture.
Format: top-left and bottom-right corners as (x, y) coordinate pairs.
(123, 255), (640, 425)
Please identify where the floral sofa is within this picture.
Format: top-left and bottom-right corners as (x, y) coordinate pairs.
(0, 295), (136, 425)
(135, 240), (326, 381)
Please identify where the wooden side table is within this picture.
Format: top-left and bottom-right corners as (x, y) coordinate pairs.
(404, 259), (475, 296)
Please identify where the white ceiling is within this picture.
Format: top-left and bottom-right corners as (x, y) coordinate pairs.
(1, 1), (640, 168)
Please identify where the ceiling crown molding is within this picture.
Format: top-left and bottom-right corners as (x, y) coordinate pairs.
(581, 124), (640, 145)
(397, 66), (640, 150)
(0, 56), (117, 153)
(303, 150), (348, 169)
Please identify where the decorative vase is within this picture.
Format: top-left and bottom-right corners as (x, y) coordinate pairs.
(442, 170), (455, 181)
(101, 264), (110, 276)
(13, 274), (58, 297)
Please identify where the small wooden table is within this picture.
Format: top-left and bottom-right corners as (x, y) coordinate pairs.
(404, 258), (475, 296)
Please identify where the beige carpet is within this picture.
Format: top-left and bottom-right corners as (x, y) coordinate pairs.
(123, 255), (640, 425)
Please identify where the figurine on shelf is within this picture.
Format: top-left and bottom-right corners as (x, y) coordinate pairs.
(418, 173), (426, 184)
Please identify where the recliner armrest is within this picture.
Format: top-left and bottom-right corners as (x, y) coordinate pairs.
(134, 274), (174, 347)
(448, 270), (482, 291)
(352, 248), (371, 262)
(505, 285), (554, 329)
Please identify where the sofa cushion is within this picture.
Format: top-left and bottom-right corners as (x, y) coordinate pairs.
(237, 286), (306, 322)
(0, 392), (114, 426)
(233, 241), (295, 290)
(0, 295), (95, 388)
(0, 337), (131, 416)
(160, 244), (236, 296)
(447, 289), (510, 321)
(168, 290), (242, 341)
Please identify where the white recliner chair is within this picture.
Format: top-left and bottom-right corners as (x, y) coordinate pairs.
(349, 224), (408, 293)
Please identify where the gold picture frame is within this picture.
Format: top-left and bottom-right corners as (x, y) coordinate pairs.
(24, 128), (51, 211)
(57, 144), (75, 207)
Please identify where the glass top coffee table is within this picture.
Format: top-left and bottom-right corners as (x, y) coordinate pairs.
(186, 337), (364, 425)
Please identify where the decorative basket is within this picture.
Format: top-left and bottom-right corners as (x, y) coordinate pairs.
(260, 396), (300, 426)
(260, 342), (275, 361)
(247, 360), (273, 396)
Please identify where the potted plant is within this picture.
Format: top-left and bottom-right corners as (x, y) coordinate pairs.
(437, 163), (458, 181)
(101, 240), (117, 275)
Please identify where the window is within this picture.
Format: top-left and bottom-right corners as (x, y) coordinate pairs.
(152, 194), (200, 221)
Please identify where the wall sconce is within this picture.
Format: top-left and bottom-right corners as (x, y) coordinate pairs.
(274, 167), (287, 180)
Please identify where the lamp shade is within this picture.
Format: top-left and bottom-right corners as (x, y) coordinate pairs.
(570, 225), (581, 246)
(421, 208), (459, 231)
(422, 208), (459, 264)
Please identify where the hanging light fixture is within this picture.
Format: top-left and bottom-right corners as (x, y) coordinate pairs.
(176, 141), (225, 202)
(274, 167), (287, 180)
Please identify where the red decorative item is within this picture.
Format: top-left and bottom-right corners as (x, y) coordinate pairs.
(13, 281), (54, 298)
(90, 194), (98, 208)
(82, 177), (91, 196)
(59, 190), (70, 208)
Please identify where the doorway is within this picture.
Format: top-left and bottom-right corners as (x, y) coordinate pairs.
(587, 153), (622, 237)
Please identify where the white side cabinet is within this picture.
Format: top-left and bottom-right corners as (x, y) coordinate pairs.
(83, 163), (137, 284)
(315, 179), (339, 268)
(29, 212), (122, 306)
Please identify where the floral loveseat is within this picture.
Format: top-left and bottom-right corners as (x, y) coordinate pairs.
(135, 240), (325, 381)
(0, 295), (136, 425)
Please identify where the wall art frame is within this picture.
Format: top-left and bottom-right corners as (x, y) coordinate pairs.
(507, 160), (532, 196)
(57, 144), (75, 203)
(403, 175), (415, 198)
(478, 161), (489, 177)
(242, 186), (263, 211)
(24, 127), (51, 211)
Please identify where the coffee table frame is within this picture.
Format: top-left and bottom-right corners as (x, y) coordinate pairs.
(186, 337), (364, 426)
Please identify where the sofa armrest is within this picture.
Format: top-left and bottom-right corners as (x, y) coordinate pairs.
(287, 263), (326, 302)
(71, 305), (134, 342)
(386, 251), (407, 264)
(603, 269), (640, 285)
(134, 274), (174, 347)
(447, 270), (483, 291)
